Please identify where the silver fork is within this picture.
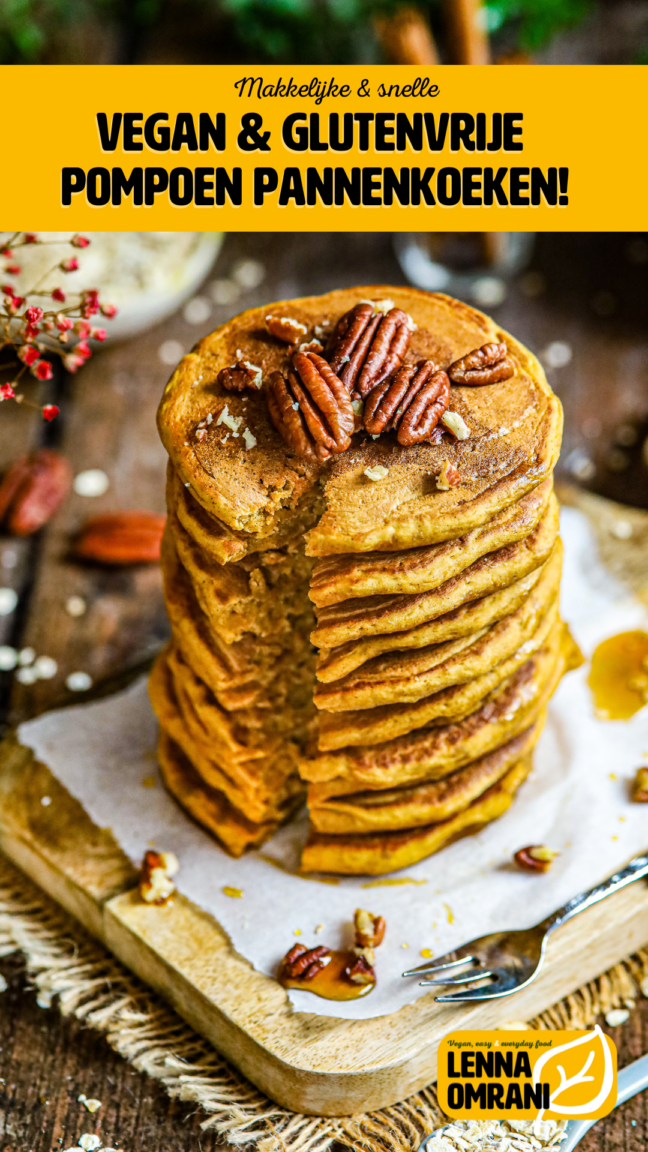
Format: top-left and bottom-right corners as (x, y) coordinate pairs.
(403, 850), (648, 1002)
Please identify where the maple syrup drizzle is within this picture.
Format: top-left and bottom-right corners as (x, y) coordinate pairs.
(588, 630), (648, 720)
(279, 950), (375, 1001)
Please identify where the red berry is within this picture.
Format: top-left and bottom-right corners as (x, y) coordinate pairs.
(23, 233), (38, 243)
(60, 258), (79, 273)
(101, 303), (118, 318)
(42, 404), (59, 421)
(51, 288), (65, 303)
(91, 328), (107, 342)
(5, 264), (21, 275)
(0, 383), (16, 400)
(71, 234), (90, 248)
(32, 361), (54, 381)
(18, 346), (40, 366)
(1, 284), (14, 296)
(25, 306), (44, 324)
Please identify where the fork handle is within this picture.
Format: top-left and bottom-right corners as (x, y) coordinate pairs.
(542, 851), (648, 933)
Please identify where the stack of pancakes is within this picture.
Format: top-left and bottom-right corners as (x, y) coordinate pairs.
(153, 286), (579, 872)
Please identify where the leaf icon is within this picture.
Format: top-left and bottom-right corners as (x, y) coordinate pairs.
(533, 1025), (614, 1117)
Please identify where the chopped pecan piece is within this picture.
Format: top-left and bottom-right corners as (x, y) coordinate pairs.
(266, 351), (354, 463)
(266, 315), (309, 344)
(448, 342), (515, 386)
(346, 955), (376, 986)
(139, 850), (179, 904)
(72, 511), (166, 565)
(514, 845), (559, 873)
(632, 767), (648, 802)
(436, 460), (461, 490)
(327, 302), (411, 398)
(354, 908), (386, 948)
(281, 943), (331, 981)
(364, 360), (450, 446)
(217, 359), (263, 392)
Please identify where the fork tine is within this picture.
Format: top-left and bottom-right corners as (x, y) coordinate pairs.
(434, 982), (509, 1003)
(419, 967), (495, 987)
(402, 954), (476, 978)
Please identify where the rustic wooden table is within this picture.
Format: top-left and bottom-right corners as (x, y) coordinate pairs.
(0, 231), (647, 1151)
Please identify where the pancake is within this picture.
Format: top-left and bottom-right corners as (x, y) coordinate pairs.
(149, 646), (304, 823)
(170, 516), (315, 647)
(161, 528), (317, 714)
(310, 494), (560, 650)
(157, 732), (281, 856)
(157, 287), (562, 554)
(308, 719), (543, 834)
(314, 545), (561, 711)
(301, 755), (533, 875)
(317, 602), (560, 750)
(309, 478), (552, 607)
(315, 548), (554, 683)
(301, 624), (580, 798)
(167, 462), (325, 566)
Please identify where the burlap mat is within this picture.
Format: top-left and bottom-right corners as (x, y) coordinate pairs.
(1, 852), (647, 1152)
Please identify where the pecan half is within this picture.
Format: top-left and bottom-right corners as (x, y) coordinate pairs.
(364, 360), (450, 446)
(282, 943), (331, 981)
(436, 460), (461, 490)
(0, 449), (72, 537)
(266, 315), (308, 344)
(448, 342), (515, 386)
(218, 359), (263, 392)
(266, 351), (354, 463)
(327, 303), (411, 398)
(514, 845), (559, 873)
(72, 511), (166, 565)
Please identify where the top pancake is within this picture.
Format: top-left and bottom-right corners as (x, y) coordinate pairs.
(157, 287), (562, 556)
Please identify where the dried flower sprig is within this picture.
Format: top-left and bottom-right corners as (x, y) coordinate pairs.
(0, 232), (117, 421)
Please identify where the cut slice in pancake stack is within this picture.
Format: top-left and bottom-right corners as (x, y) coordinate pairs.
(153, 286), (579, 870)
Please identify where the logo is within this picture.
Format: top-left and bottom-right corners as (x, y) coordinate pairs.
(437, 1028), (617, 1121)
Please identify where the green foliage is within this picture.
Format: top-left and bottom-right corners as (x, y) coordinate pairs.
(0, 0), (159, 63)
(483, 0), (594, 51)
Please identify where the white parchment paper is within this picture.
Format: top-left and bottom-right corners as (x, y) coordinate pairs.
(18, 507), (648, 1020)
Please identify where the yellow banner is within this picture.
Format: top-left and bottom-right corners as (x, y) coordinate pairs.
(437, 1029), (617, 1121)
(4, 64), (646, 230)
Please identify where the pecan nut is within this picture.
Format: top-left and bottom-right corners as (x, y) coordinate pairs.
(139, 850), (179, 904)
(633, 766), (648, 802)
(514, 845), (559, 873)
(448, 342), (515, 386)
(282, 943), (331, 981)
(217, 359), (263, 392)
(327, 303), (411, 398)
(354, 908), (386, 949)
(73, 511), (166, 564)
(265, 315), (308, 344)
(364, 360), (450, 446)
(0, 449), (72, 536)
(266, 351), (354, 463)
(346, 955), (376, 986)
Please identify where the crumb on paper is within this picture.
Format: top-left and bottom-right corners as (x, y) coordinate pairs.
(73, 469), (110, 498)
(222, 886), (245, 898)
(364, 465), (389, 482)
(293, 928), (302, 936)
(443, 903), (454, 924)
(80, 1098), (102, 1114)
(420, 948), (433, 959)
(139, 850), (179, 905)
(401, 942), (410, 949)
(314, 924), (324, 935)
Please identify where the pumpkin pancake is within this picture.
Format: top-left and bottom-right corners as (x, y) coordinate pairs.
(149, 646), (304, 824)
(161, 528), (317, 716)
(318, 602), (560, 750)
(157, 732), (281, 856)
(315, 546), (556, 683)
(314, 544), (561, 712)
(301, 755), (534, 875)
(302, 624), (580, 798)
(310, 494), (559, 650)
(308, 718), (543, 834)
(157, 287), (562, 554)
(309, 478), (552, 607)
(167, 462), (325, 566)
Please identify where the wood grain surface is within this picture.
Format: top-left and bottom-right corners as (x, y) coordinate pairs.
(0, 232), (647, 1148)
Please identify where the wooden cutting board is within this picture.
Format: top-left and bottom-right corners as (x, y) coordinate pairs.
(1, 730), (647, 1118)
